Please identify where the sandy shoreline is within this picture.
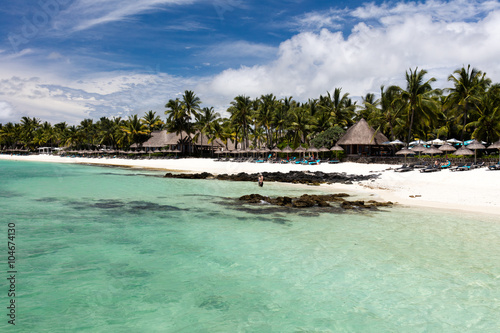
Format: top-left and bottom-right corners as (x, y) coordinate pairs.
(2, 154), (499, 216)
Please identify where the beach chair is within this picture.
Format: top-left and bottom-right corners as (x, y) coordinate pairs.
(328, 159), (340, 164)
(420, 165), (441, 173)
(454, 162), (473, 171)
(488, 162), (500, 170)
(440, 161), (451, 169)
(308, 159), (321, 165)
(394, 164), (413, 172)
(413, 161), (428, 168)
(471, 161), (485, 169)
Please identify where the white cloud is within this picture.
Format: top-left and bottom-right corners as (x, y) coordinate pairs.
(203, 40), (278, 62)
(201, 1), (500, 103)
(52, 0), (198, 33)
(3, 0), (500, 124)
(0, 101), (16, 123)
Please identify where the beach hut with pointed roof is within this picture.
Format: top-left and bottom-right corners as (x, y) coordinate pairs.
(336, 118), (389, 156)
(131, 130), (228, 155)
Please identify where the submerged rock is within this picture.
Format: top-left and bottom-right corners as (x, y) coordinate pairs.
(238, 193), (392, 210)
(164, 171), (379, 184)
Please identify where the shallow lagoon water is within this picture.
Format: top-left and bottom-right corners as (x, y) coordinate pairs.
(0, 160), (499, 332)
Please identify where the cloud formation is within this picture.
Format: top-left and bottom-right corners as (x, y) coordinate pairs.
(202, 0), (500, 102)
(2, 0), (500, 124)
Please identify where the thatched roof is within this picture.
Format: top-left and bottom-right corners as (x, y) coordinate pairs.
(337, 119), (389, 145)
(132, 130), (227, 148)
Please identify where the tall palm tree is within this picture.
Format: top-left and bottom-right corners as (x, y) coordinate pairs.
(228, 95), (253, 149)
(165, 98), (188, 153)
(141, 110), (164, 132)
(193, 107), (220, 155)
(121, 115), (149, 147)
(399, 68), (440, 143)
(447, 65), (490, 140)
(20, 116), (40, 149)
(78, 119), (97, 148)
(288, 106), (311, 147)
(257, 94), (276, 148)
(318, 88), (354, 128)
(466, 84), (500, 143)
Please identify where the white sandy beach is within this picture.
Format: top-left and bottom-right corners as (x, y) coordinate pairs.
(1, 154), (499, 216)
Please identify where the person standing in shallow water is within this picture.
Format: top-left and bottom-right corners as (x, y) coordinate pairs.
(258, 174), (264, 187)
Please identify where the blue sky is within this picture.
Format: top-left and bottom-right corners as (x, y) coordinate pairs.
(1, 0), (500, 124)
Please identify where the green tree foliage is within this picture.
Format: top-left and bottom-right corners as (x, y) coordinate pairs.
(5, 65), (500, 152)
(310, 126), (345, 149)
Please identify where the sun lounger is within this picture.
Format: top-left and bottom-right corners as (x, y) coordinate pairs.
(488, 163), (500, 170)
(328, 159), (340, 164)
(420, 165), (441, 173)
(413, 162), (428, 168)
(308, 159), (321, 165)
(394, 164), (414, 172)
(440, 161), (451, 169)
(453, 162), (473, 171)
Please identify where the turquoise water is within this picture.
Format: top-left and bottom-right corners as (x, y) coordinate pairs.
(0, 160), (499, 332)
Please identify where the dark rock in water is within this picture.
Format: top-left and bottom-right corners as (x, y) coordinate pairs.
(341, 199), (393, 210)
(164, 172), (213, 179)
(238, 192), (392, 211)
(239, 194), (268, 203)
(164, 170), (379, 184)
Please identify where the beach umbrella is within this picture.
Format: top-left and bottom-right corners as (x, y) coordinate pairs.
(306, 145), (319, 158)
(429, 138), (446, 145)
(330, 145), (344, 160)
(453, 146), (474, 157)
(488, 140), (500, 164)
(466, 139), (486, 163)
(306, 145), (319, 152)
(271, 147), (282, 153)
(409, 139), (427, 146)
(318, 146), (329, 159)
(395, 147), (415, 163)
(294, 146), (306, 159)
(390, 139), (406, 145)
(446, 138), (462, 145)
(438, 143), (456, 159)
(410, 144), (426, 152)
(423, 146), (442, 156)
(280, 145), (293, 159)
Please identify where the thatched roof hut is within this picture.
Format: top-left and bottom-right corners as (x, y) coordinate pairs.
(336, 119), (389, 156)
(131, 130), (232, 154)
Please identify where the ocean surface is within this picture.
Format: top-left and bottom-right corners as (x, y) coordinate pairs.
(0, 160), (499, 332)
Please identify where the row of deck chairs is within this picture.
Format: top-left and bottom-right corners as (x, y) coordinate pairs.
(213, 156), (341, 164)
(488, 162), (500, 170)
(394, 161), (492, 173)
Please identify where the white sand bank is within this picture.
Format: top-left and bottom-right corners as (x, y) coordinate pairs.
(2, 154), (499, 216)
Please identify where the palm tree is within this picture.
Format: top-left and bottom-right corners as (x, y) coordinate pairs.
(193, 107), (220, 156)
(53, 122), (68, 147)
(121, 115), (149, 147)
(20, 116), (40, 149)
(466, 84), (500, 143)
(78, 119), (97, 148)
(318, 88), (354, 128)
(0, 122), (18, 149)
(288, 106), (311, 147)
(141, 110), (164, 132)
(165, 98), (188, 153)
(447, 65), (490, 140)
(257, 94), (276, 148)
(228, 95), (253, 149)
(399, 68), (440, 143)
